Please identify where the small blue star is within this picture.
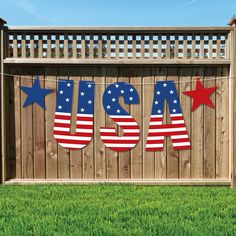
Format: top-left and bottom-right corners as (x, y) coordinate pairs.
(20, 78), (54, 109)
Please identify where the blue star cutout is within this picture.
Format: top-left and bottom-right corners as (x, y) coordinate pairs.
(20, 79), (54, 109)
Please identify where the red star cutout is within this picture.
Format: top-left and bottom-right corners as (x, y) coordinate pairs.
(183, 79), (217, 111)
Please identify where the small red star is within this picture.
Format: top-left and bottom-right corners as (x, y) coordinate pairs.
(183, 79), (217, 111)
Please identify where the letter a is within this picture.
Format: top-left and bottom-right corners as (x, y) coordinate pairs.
(146, 81), (191, 151)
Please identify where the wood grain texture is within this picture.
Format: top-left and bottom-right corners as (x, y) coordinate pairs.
(216, 66), (229, 179)
(57, 67), (70, 179)
(94, 67), (106, 179)
(69, 67), (83, 179)
(33, 69), (46, 179)
(142, 67), (155, 179)
(13, 67), (22, 179)
(105, 67), (119, 179)
(166, 67), (179, 179)
(191, 67), (204, 179)
(118, 67), (131, 179)
(6, 65), (230, 183)
(155, 67), (167, 179)
(82, 67), (94, 179)
(45, 67), (58, 179)
(130, 67), (143, 179)
(20, 67), (34, 179)
(179, 68), (191, 179)
(203, 67), (216, 179)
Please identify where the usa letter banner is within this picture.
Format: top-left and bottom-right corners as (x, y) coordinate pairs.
(20, 77), (218, 153)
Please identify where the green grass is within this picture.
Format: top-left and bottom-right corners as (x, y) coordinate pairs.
(0, 185), (235, 235)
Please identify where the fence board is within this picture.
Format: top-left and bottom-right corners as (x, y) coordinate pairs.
(191, 67), (204, 178)
(167, 67), (179, 179)
(216, 66), (229, 178)
(33, 69), (46, 178)
(94, 67), (106, 179)
(45, 67), (58, 179)
(82, 67), (94, 179)
(13, 67), (22, 179)
(118, 67), (131, 179)
(179, 68), (191, 179)
(130, 67), (143, 179)
(106, 67), (119, 179)
(20, 68), (33, 178)
(204, 67), (216, 178)
(155, 67), (167, 179)
(57, 67), (70, 179)
(69, 67), (83, 179)
(143, 67), (155, 178)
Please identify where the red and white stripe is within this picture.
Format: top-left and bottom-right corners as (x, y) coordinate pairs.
(53, 112), (93, 150)
(100, 115), (140, 151)
(146, 113), (191, 151)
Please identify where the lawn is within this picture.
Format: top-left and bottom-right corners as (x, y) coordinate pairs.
(0, 185), (235, 235)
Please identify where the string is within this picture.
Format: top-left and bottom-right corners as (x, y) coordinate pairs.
(0, 72), (233, 85)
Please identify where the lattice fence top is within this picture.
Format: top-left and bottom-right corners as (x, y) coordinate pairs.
(6, 27), (232, 61)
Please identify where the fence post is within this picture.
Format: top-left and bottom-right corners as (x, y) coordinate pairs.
(0, 18), (7, 184)
(229, 17), (236, 188)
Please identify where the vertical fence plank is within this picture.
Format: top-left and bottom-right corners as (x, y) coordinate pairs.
(216, 66), (229, 179)
(191, 68), (204, 178)
(94, 67), (106, 179)
(106, 67), (119, 179)
(166, 67), (179, 179)
(118, 67), (131, 179)
(13, 68), (22, 179)
(204, 67), (216, 178)
(20, 68), (34, 178)
(45, 67), (58, 179)
(69, 67), (83, 179)
(57, 67), (70, 179)
(143, 67), (155, 178)
(33, 69), (46, 179)
(154, 67), (167, 179)
(179, 68), (191, 179)
(130, 67), (143, 179)
(82, 67), (94, 179)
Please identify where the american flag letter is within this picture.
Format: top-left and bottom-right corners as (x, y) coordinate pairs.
(54, 80), (94, 150)
(146, 81), (191, 151)
(100, 82), (140, 152)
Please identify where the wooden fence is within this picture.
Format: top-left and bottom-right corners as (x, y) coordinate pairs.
(0, 17), (236, 186)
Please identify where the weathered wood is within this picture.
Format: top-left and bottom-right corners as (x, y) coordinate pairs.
(179, 68), (191, 179)
(69, 67), (83, 179)
(0, 25), (7, 183)
(13, 67), (22, 179)
(216, 66), (229, 179)
(94, 67), (106, 179)
(45, 67), (58, 179)
(1, 21), (234, 185)
(130, 67), (143, 179)
(33, 69), (46, 178)
(82, 67), (94, 179)
(203, 67), (216, 179)
(57, 67), (70, 179)
(20, 68), (34, 179)
(155, 67), (167, 179)
(118, 67), (131, 179)
(166, 67), (179, 179)
(106, 67), (119, 179)
(229, 18), (236, 188)
(143, 67), (155, 178)
(4, 178), (231, 186)
(191, 68), (204, 178)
